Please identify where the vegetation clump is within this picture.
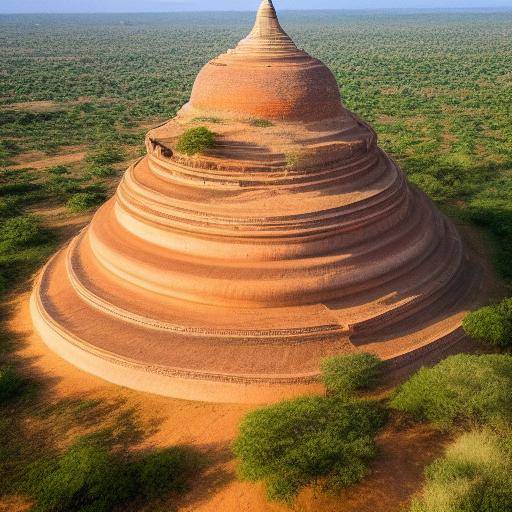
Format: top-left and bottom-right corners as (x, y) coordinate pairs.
(390, 354), (512, 429)
(176, 127), (215, 156)
(250, 118), (273, 127)
(321, 353), (383, 396)
(66, 191), (105, 213)
(0, 366), (25, 402)
(136, 447), (196, 500)
(463, 298), (512, 348)
(410, 430), (512, 512)
(85, 145), (124, 167)
(0, 215), (44, 249)
(47, 165), (70, 176)
(26, 439), (197, 512)
(233, 396), (385, 503)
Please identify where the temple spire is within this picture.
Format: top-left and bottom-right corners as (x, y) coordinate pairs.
(249, 0), (289, 40)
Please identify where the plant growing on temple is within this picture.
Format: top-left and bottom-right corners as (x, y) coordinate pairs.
(390, 354), (512, 429)
(463, 299), (512, 348)
(321, 353), (383, 397)
(176, 127), (216, 156)
(233, 395), (385, 504)
(410, 430), (512, 512)
(250, 119), (273, 127)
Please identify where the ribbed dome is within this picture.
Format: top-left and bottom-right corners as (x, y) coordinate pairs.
(185, 0), (344, 122)
(31, 0), (485, 404)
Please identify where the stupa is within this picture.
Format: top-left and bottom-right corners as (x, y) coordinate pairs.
(31, 0), (484, 403)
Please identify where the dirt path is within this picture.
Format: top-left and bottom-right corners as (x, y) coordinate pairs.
(11, 152), (86, 170)
(5, 292), (450, 512)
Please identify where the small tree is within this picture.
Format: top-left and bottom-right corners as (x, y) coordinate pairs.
(321, 353), (383, 397)
(176, 127), (215, 156)
(463, 299), (512, 348)
(233, 396), (385, 504)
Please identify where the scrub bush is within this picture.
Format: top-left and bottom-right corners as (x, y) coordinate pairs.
(176, 127), (215, 156)
(321, 353), (383, 396)
(411, 430), (512, 512)
(0, 215), (43, 248)
(233, 396), (385, 503)
(390, 354), (512, 429)
(463, 299), (512, 348)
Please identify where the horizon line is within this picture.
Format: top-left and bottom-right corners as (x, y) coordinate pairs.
(3, 6), (512, 14)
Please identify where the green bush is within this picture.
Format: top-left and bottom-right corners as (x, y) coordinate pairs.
(463, 299), (512, 348)
(410, 430), (512, 512)
(45, 176), (82, 197)
(25, 441), (198, 512)
(137, 447), (194, 499)
(47, 165), (70, 176)
(176, 127), (215, 156)
(390, 354), (512, 429)
(27, 442), (137, 512)
(0, 215), (43, 248)
(86, 146), (124, 166)
(0, 196), (21, 219)
(85, 165), (116, 178)
(233, 396), (385, 503)
(321, 353), (383, 396)
(0, 366), (25, 402)
(66, 192), (105, 213)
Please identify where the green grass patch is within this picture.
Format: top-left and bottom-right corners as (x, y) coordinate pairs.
(47, 165), (70, 176)
(176, 127), (215, 156)
(390, 354), (512, 429)
(0, 215), (45, 249)
(410, 430), (512, 512)
(321, 353), (383, 397)
(233, 396), (385, 504)
(463, 298), (512, 348)
(66, 191), (106, 213)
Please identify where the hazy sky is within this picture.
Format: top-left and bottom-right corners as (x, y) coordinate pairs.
(3, 0), (512, 13)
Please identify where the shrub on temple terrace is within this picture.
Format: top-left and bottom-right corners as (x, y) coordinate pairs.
(176, 127), (215, 156)
(233, 396), (385, 503)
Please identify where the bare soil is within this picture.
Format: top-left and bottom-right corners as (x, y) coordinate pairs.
(3, 291), (451, 512)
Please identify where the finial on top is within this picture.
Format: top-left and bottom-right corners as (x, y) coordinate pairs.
(250, 0), (287, 40)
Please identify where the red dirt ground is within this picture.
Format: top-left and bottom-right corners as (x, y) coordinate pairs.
(4, 291), (452, 512)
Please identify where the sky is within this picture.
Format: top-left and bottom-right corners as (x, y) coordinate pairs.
(3, 0), (512, 13)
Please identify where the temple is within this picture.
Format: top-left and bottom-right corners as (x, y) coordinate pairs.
(31, 0), (484, 403)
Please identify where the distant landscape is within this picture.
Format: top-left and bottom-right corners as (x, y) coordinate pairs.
(1, 9), (512, 511)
